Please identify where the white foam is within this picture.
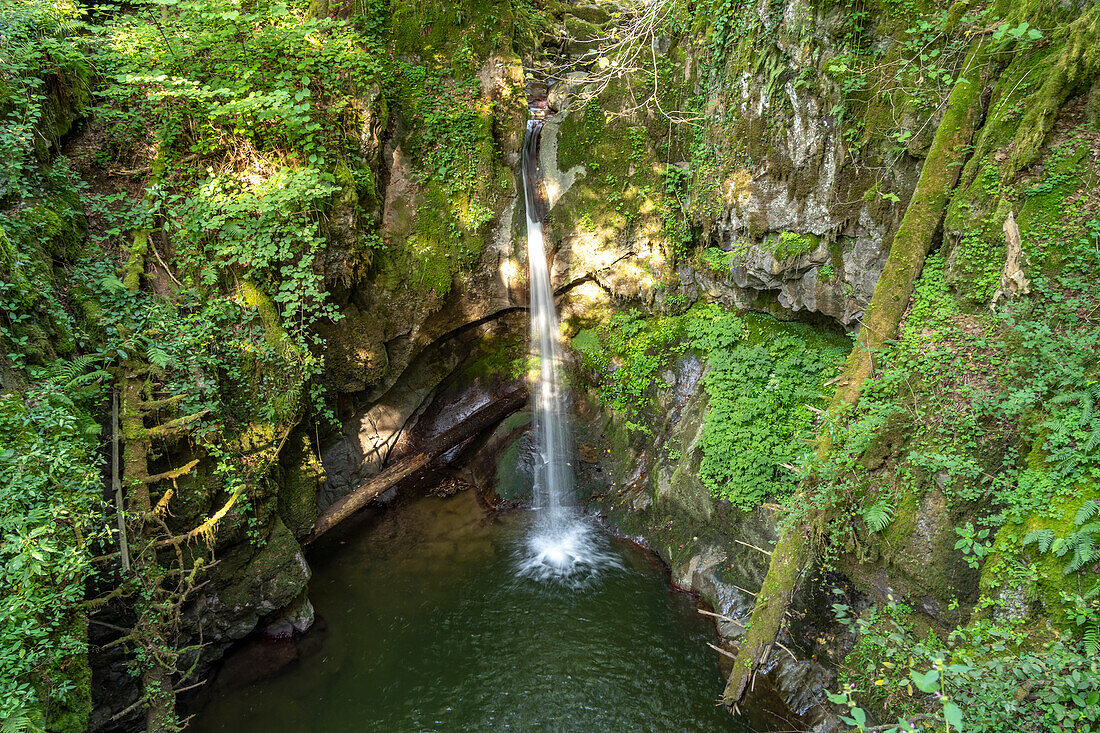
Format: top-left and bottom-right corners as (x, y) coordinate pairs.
(516, 511), (622, 585)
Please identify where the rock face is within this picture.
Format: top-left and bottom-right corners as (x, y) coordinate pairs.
(533, 0), (929, 332)
(187, 517), (312, 644)
(570, 354), (843, 729)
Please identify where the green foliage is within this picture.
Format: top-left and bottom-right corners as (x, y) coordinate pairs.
(832, 602), (1100, 733)
(0, 0), (89, 197)
(954, 522), (992, 569)
(696, 313), (848, 511)
(863, 498), (895, 533)
(1076, 499), (1100, 526)
(576, 302), (844, 512)
(82, 0), (386, 346)
(810, 65), (1100, 728)
(574, 308), (690, 435)
(91, 0), (381, 163)
(0, 375), (108, 725)
(698, 246), (732, 275)
(0, 0), (89, 369)
(1023, 509), (1100, 576)
(769, 231), (820, 260)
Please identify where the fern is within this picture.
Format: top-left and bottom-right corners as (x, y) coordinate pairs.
(1065, 531), (1097, 574)
(1082, 385), (1097, 424)
(46, 354), (96, 386)
(146, 344), (173, 370)
(1051, 383), (1100, 455)
(1085, 622), (1099, 657)
(1076, 499), (1100, 527)
(1, 712), (42, 733)
(863, 499), (895, 533)
(1022, 528), (1054, 553)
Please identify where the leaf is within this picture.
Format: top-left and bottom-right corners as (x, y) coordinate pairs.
(1076, 500), (1100, 527)
(1023, 528), (1054, 553)
(911, 669), (940, 693)
(863, 499), (895, 533)
(944, 702), (964, 730)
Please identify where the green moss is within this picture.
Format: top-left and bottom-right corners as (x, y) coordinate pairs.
(881, 482), (921, 550)
(1005, 7), (1100, 176)
(769, 231), (821, 260)
(390, 0), (516, 66)
(236, 281), (303, 424)
(462, 333), (526, 382)
(1016, 142), (1089, 236)
(40, 614), (91, 733)
(493, 411), (534, 500)
(570, 328), (602, 363)
(983, 487), (1100, 629)
(239, 280), (294, 355)
(19, 202), (85, 262)
(277, 435), (324, 539)
(0, 194), (87, 363)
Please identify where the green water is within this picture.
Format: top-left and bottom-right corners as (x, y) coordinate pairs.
(190, 491), (749, 732)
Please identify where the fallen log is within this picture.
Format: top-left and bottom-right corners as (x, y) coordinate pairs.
(306, 387), (527, 543)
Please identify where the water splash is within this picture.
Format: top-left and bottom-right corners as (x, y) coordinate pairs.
(515, 508), (622, 585)
(519, 88), (614, 582)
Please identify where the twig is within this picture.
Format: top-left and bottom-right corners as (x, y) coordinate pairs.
(734, 539), (772, 556)
(89, 619), (130, 634)
(698, 608), (745, 627)
(774, 641), (798, 662)
(150, 238), (182, 288)
(173, 680), (206, 695)
(109, 696), (146, 722)
(707, 642), (736, 659)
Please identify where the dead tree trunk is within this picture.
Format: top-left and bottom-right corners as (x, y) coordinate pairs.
(308, 387), (527, 543)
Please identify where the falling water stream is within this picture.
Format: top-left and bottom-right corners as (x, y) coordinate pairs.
(516, 90), (614, 582)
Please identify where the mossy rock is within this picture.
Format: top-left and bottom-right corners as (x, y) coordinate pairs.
(769, 231), (821, 260)
(981, 488), (1100, 629)
(390, 0), (516, 64)
(0, 194), (87, 363)
(277, 435), (325, 539)
(315, 301), (389, 392)
(862, 471), (980, 626)
(202, 515), (311, 641)
(32, 62), (92, 159)
(493, 411), (534, 500)
(562, 16), (601, 54)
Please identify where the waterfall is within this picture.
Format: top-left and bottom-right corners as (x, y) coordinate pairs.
(517, 89), (616, 582)
(522, 109), (572, 520)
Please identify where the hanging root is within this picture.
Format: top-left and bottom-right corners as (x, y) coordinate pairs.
(155, 485), (246, 549)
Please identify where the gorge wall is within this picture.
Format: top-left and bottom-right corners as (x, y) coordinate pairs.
(3, 0), (1099, 731)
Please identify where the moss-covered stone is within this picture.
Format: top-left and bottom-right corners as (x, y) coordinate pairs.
(277, 435), (325, 539)
(769, 231), (821, 260)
